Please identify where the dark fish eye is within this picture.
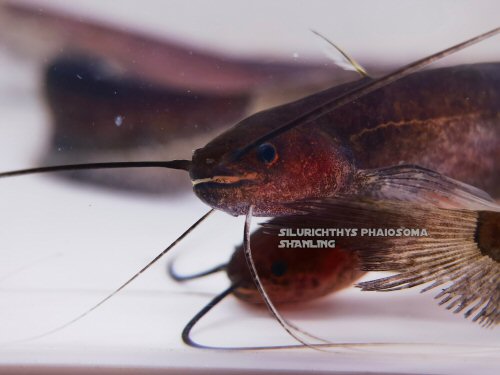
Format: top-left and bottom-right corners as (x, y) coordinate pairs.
(257, 143), (278, 165)
(271, 260), (287, 277)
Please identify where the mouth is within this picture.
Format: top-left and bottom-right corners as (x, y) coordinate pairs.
(192, 172), (258, 186)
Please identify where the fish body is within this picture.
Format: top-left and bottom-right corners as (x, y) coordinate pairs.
(192, 63), (500, 215)
(322, 63), (500, 193)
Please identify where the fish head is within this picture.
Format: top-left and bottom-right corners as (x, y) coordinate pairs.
(190, 108), (354, 216)
(226, 223), (364, 304)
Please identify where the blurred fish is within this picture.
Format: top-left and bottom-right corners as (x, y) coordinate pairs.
(0, 1), (349, 193)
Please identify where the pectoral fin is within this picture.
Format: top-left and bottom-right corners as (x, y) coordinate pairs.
(353, 164), (498, 210)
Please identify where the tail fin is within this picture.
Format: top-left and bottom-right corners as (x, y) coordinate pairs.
(269, 199), (500, 327)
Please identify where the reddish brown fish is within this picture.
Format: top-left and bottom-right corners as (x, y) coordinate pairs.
(173, 198), (499, 350)
(226, 223), (364, 304)
(0, 26), (498, 347)
(0, 8), (497, 213)
(191, 63), (500, 216)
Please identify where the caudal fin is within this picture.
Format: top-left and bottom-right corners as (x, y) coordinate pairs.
(268, 199), (499, 327)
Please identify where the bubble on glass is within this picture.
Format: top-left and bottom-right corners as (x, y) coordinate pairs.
(114, 115), (124, 127)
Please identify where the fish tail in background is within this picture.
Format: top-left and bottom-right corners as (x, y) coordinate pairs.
(275, 199), (499, 327)
(352, 164), (498, 210)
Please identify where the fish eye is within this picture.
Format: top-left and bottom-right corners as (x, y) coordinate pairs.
(271, 260), (287, 277)
(257, 143), (278, 165)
